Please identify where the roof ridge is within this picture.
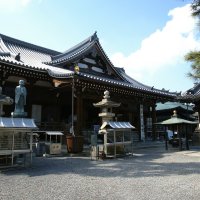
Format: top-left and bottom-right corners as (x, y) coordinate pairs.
(94, 40), (127, 81)
(51, 32), (98, 61)
(0, 33), (60, 56)
(116, 67), (152, 88)
(115, 67), (180, 95)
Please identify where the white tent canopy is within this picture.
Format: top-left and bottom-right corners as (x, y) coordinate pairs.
(100, 121), (135, 130)
(0, 117), (37, 129)
(46, 131), (63, 136)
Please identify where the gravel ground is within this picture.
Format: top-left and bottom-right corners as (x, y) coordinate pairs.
(1, 148), (200, 200)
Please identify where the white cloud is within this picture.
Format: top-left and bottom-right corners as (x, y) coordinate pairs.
(0, 0), (32, 11)
(21, 0), (32, 6)
(111, 4), (200, 83)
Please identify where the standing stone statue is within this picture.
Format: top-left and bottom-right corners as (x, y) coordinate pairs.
(12, 80), (27, 117)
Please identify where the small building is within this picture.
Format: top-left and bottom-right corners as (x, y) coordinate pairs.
(179, 83), (200, 145)
(179, 83), (200, 113)
(152, 102), (196, 140)
(156, 102), (194, 121)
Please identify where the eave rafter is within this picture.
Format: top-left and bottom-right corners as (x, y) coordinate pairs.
(75, 77), (174, 101)
(0, 62), (51, 83)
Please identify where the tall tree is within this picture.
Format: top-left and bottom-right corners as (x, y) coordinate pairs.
(191, 0), (200, 17)
(185, 0), (200, 79)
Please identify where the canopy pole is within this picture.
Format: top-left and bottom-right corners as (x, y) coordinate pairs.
(114, 130), (116, 158)
(165, 126), (168, 150)
(178, 125), (182, 151)
(11, 131), (15, 166)
(186, 103), (189, 150)
(30, 131), (33, 166)
(71, 77), (75, 136)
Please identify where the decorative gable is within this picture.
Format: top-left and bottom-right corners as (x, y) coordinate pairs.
(46, 32), (124, 81)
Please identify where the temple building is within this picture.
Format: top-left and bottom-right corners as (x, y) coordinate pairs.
(0, 32), (179, 141)
(179, 83), (200, 110)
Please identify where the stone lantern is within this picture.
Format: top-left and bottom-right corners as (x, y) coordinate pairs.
(93, 90), (120, 124)
(93, 91), (135, 158)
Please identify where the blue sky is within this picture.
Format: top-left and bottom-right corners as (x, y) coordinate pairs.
(0, 0), (198, 93)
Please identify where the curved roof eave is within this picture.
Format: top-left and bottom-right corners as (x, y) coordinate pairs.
(44, 32), (98, 65)
(47, 70), (176, 98)
(0, 57), (47, 73)
(77, 72), (176, 98)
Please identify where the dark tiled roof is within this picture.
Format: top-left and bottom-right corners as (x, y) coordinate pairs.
(45, 32), (108, 65)
(0, 32), (178, 98)
(114, 67), (180, 97)
(79, 72), (178, 97)
(47, 68), (177, 98)
(0, 33), (59, 55)
(44, 32), (126, 82)
(156, 102), (193, 111)
(47, 33), (98, 64)
(114, 67), (152, 90)
(0, 33), (72, 74)
(179, 82), (200, 102)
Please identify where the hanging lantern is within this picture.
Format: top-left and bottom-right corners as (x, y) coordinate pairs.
(74, 65), (80, 73)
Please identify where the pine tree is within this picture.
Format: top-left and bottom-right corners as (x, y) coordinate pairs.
(191, 0), (200, 17)
(185, 0), (200, 79)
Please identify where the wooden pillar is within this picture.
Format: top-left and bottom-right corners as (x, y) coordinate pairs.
(0, 104), (3, 116)
(76, 92), (83, 135)
(0, 70), (8, 86)
(135, 104), (141, 140)
(27, 79), (36, 118)
(195, 103), (200, 128)
(151, 104), (157, 141)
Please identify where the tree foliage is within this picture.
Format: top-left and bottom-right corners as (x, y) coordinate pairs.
(185, 0), (200, 79)
(185, 51), (200, 79)
(191, 0), (200, 17)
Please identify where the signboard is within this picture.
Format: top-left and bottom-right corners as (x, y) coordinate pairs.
(91, 134), (97, 146)
(32, 105), (41, 123)
(140, 104), (145, 141)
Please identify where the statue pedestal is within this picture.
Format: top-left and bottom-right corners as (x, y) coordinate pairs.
(11, 112), (27, 118)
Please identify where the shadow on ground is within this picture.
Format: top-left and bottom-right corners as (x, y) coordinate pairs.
(1, 147), (200, 178)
